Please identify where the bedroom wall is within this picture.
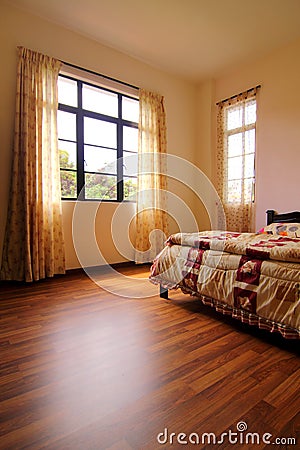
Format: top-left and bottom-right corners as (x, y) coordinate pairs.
(0, 2), (198, 269)
(194, 79), (216, 230)
(212, 37), (300, 230)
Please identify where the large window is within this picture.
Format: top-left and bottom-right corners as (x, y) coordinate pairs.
(57, 74), (139, 201)
(223, 97), (256, 204)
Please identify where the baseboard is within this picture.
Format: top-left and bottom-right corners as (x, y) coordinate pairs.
(0, 261), (151, 286)
(66, 261), (151, 275)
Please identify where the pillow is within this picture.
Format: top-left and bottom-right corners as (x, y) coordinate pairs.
(259, 223), (300, 237)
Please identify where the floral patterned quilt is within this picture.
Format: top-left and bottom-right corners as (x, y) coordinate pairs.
(149, 231), (300, 338)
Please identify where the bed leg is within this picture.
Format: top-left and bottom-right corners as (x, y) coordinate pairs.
(160, 285), (169, 299)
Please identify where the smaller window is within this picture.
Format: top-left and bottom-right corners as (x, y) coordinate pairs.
(224, 98), (256, 204)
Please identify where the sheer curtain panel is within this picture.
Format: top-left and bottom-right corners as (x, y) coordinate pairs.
(1, 47), (65, 282)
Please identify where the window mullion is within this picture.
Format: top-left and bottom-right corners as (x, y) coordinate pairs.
(77, 81), (85, 200)
(225, 123), (255, 138)
(117, 94), (123, 202)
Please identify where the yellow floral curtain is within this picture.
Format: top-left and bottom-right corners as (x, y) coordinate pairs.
(216, 88), (259, 232)
(135, 89), (168, 263)
(0, 47), (65, 282)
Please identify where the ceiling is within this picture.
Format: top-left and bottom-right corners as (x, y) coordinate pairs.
(6, 0), (300, 82)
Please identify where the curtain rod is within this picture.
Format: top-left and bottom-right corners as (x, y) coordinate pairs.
(60, 60), (140, 91)
(216, 84), (261, 105)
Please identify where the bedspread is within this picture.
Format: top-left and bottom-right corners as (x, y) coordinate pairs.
(149, 231), (300, 338)
(166, 231), (300, 263)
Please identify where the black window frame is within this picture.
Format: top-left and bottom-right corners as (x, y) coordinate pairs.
(58, 73), (139, 202)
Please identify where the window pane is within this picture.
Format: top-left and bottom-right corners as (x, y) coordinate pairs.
(58, 111), (76, 141)
(245, 101), (256, 125)
(124, 177), (137, 201)
(123, 151), (138, 176)
(122, 96), (139, 122)
(228, 156), (242, 180)
(84, 117), (117, 148)
(84, 146), (117, 174)
(244, 178), (254, 202)
(59, 141), (76, 169)
(227, 179), (242, 203)
(245, 129), (255, 154)
(85, 173), (117, 200)
(58, 77), (77, 107)
(244, 153), (255, 178)
(227, 133), (242, 157)
(226, 105), (242, 130)
(123, 126), (138, 151)
(60, 170), (77, 198)
(82, 85), (118, 117)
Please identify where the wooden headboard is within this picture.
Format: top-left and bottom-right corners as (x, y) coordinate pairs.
(266, 209), (300, 225)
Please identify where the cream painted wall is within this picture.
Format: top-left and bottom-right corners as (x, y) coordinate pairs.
(3, 3), (299, 272)
(193, 79), (216, 231)
(212, 38), (300, 230)
(0, 2), (197, 269)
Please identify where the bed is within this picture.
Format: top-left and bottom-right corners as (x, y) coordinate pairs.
(149, 210), (300, 339)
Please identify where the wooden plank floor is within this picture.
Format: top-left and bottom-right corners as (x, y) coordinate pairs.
(0, 266), (299, 450)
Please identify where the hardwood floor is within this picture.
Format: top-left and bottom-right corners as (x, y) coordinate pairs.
(0, 266), (299, 449)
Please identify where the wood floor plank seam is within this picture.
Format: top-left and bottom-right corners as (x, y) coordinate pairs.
(0, 268), (299, 449)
